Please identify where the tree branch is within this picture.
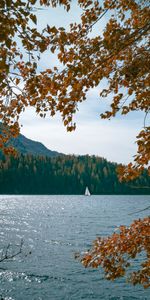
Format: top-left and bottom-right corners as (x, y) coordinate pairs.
(0, 239), (23, 263)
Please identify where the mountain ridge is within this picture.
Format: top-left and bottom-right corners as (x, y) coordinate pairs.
(0, 123), (62, 157)
(10, 133), (63, 158)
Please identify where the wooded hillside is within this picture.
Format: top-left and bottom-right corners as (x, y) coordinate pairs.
(0, 154), (149, 194)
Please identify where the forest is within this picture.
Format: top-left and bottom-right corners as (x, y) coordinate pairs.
(0, 153), (149, 195)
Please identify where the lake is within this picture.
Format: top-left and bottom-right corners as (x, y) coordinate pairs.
(0, 195), (150, 300)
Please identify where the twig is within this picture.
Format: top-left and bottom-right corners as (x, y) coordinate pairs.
(129, 206), (150, 215)
(144, 110), (149, 128)
(0, 239), (23, 263)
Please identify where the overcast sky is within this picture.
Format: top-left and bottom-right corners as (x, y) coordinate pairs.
(20, 2), (145, 165)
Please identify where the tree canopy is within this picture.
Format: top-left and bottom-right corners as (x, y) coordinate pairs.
(0, 0), (149, 178)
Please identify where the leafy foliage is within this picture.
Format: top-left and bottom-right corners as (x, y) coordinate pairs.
(80, 217), (150, 288)
(0, 0), (149, 178)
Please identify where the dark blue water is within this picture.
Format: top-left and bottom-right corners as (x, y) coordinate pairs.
(0, 195), (149, 300)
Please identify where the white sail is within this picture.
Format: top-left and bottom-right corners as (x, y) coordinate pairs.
(85, 186), (90, 196)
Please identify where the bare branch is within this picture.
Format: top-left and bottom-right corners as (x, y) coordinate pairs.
(0, 239), (23, 263)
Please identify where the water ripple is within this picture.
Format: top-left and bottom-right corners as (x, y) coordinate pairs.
(0, 195), (149, 300)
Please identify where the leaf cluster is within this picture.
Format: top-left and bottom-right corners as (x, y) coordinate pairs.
(80, 217), (150, 288)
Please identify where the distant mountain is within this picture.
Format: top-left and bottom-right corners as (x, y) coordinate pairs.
(9, 134), (62, 158)
(0, 123), (62, 157)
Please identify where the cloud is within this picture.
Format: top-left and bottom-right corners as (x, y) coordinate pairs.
(20, 106), (141, 165)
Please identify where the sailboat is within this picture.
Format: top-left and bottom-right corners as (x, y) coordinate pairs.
(85, 186), (91, 196)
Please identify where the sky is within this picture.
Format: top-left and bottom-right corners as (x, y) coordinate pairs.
(20, 2), (145, 165)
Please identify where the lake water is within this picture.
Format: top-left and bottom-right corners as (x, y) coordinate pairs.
(0, 195), (150, 300)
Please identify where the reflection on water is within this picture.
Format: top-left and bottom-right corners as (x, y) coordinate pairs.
(0, 195), (150, 300)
